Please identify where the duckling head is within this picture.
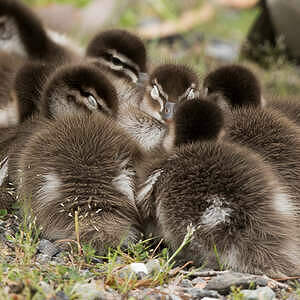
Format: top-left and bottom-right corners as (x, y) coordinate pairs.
(41, 64), (118, 119)
(203, 64), (263, 109)
(86, 29), (147, 85)
(174, 96), (225, 147)
(140, 64), (200, 124)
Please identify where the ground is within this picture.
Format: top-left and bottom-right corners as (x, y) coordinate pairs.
(2, 1), (300, 299)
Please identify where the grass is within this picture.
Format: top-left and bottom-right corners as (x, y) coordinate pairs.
(0, 209), (198, 298)
(23, 0), (92, 7)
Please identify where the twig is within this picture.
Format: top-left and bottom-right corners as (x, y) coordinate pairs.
(74, 210), (82, 255)
(150, 238), (164, 260)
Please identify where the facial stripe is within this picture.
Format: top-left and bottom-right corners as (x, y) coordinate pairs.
(178, 83), (198, 101)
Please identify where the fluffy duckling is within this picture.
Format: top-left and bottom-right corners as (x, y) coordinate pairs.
(8, 63), (119, 180)
(0, 0), (79, 63)
(118, 63), (200, 152)
(203, 64), (300, 206)
(86, 29), (147, 108)
(137, 97), (300, 277)
(87, 29), (147, 82)
(9, 65), (144, 253)
(204, 64), (300, 124)
(203, 64), (264, 108)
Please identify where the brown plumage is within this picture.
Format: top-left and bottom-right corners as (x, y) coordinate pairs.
(15, 113), (143, 254)
(203, 64), (262, 108)
(118, 63), (200, 152)
(268, 94), (300, 126)
(7, 63), (119, 183)
(204, 65), (300, 212)
(137, 98), (300, 277)
(86, 29), (148, 108)
(0, 0), (79, 63)
(7, 62), (145, 252)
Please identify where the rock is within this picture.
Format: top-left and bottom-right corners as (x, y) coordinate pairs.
(241, 287), (275, 300)
(119, 262), (149, 279)
(205, 272), (269, 294)
(39, 281), (54, 295)
(191, 277), (207, 285)
(38, 239), (61, 257)
(71, 281), (108, 300)
(146, 259), (161, 274)
(36, 253), (52, 264)
(185, 288), (221, 299)
(49, 291), (70, 300)
(180, 279), (193, 288)
(241, 286), (275, 300)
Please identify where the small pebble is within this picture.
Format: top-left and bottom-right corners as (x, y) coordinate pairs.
(241, 287), (275, 300)
(36, 253), (52, 264)
(71, 281), (107, 300)
(146, 259), (161, 274)
(192, 277), (207, 285)
(38, 239), (60, 257)
(39, 281), (54, 295)
(180, 279), (193, 288)
(49, 291), (70, 300)
(186, 288), (221, 299)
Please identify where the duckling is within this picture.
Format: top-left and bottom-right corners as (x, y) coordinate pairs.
(203, 64), (264, 108)
(13, 61), (55, 122)
(137, 97), (300, 277)
(118, 63), (200, 152)
(203, 64), (300, 211)
(10, 66), (144, 253)
(86, 29), (148, 107)
(0, 0), (79, 63)
(204, 64), (300, 124)
(8, 63), (119, 181)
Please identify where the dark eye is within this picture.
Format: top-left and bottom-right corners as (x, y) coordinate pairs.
(111, 56), (123, 66)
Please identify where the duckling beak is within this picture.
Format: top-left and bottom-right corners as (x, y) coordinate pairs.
(137, 72), (149, 87)
(161, 101), (176, 123)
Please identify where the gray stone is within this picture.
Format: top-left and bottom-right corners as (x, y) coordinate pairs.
(241, 287), (275, 300)
(186, 288), (221, 299)
(71, 281), (107, 300)
(39, 281), (54, 295)
(205, 272), (269, 294)
(180, 279), (193, 288)
(36, 253), (52, 264)
(49, 291), (70, 300)
(38, 239), (60, 257)
(146, 259), (161, 274)
(192, 277), (207, 285)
